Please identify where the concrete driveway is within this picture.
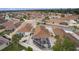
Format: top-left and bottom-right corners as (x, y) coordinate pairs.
(19, 36), (42, 51)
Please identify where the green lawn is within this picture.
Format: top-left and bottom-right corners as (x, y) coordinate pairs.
(0, 30), (12, 36)
(2, 43), (28, 51)
(2, 43), (33, 51)
(1, 34), (33, 51)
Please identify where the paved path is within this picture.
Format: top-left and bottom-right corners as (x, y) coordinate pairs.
(0, 29), (5, 33)
(19, 36), (42, 51)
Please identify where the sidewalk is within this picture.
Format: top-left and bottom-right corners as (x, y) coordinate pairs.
(19, 36), (42, 51)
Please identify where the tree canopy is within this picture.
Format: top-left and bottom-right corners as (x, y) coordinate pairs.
(52, 36), (76, 51)
(37, 8), (79, 14)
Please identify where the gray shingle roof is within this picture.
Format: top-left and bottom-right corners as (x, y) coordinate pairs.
(0, 36), (9, 45)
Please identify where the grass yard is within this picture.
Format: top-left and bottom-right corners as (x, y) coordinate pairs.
(0, 30), (12, 36)
(2, 43), (27, 51)
(1, 34), (33, 51)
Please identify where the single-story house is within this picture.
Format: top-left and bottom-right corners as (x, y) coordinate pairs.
(17, 23), (33, 36)
(32, 25), (51, 49)
(53, 28), (66, 39)
(0, 36), (9, 50)
(3, 20), (15, 31)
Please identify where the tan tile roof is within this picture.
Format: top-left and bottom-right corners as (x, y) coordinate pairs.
(53, 28), (65, 33)
(18, 23), (33, 32)
(62, 15), (79, 20)
(47, 15), (79, 24)
(33, 25), (50, 38)
(3, 20), (15, 30)
(49, 19), (65, 24)
(53, 28), (66, 38)
(14, 21), (22, 28)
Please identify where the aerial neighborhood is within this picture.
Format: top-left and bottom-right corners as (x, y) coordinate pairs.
(0, 9), (79, 51)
